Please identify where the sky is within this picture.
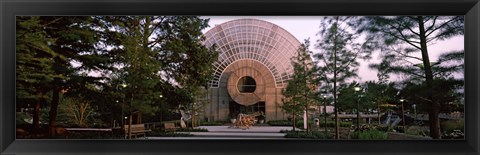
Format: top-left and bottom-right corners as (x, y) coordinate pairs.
(201, 16), (465, 83)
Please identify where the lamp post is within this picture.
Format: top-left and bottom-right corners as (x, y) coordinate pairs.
(354, 86), (362, 130)
(121, 84), (135, 139)
(116, 100), (119, 127)
(412, 104), (417, 125)
(117, 83), (127, 139)
(192, 102), (196, 128)
(399, 98), (406, 132)
(124, 116), (128, 138)
(159, 94), (163, 125)
(118, 83), (127, 138)
(323, 95), (327, 135)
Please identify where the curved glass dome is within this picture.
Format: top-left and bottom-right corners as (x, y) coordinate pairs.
(204, 18), (301, 88)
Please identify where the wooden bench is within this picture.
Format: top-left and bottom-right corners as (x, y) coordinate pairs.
(124, 124), (151, 139)
(164, 122), (178, 133)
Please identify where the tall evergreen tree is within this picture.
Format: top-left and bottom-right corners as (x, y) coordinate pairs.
(16, 16), (59, 130)
(282, 40), (319, 132)
(100, 16), (218, 138)
(315, 16), (372, 139)
(43, 16), (108, 137)
(357, 16), (464, 139)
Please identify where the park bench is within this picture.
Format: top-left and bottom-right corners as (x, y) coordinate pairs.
(124, 124), (151, 139)
(164, 122), (178, 133)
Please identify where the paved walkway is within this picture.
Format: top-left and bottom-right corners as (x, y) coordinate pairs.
(196, 125), (300, 133)
(147, 125), (301, 140)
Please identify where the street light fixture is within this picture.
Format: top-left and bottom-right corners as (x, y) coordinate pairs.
(118, 83), (128, 138)
(115, 100), (119, 127)
(354, 86), (362, 130)
(159, 94), (163, 124)
(192, 102), (196, 128)
(322, 95), (327, 135)
(124, 116), (128, 134)
(412, 104), (417, 125)
(121, 83), (127, 88)
(399, 98), (406, 132)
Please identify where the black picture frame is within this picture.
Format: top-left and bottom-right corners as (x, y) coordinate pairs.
(1, 0), (479, 154)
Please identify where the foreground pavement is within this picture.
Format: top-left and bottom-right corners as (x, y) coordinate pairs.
(147, 125), (301, 140)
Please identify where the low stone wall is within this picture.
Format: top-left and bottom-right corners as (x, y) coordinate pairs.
(387, 132), (432, 140)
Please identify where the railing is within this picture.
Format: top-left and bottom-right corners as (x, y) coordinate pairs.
(143, 122), (163, 129)
(336, 112), (382, 118)
(404, 113), (464, 121)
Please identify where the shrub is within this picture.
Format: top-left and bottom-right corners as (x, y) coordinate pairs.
(284, 130), (334, 139)
(270, 120), (352, 128)
(268, 120), (293, 126)
(16, 112), (32, 125)
(405, 126), (428, 136)
(199, 121), (225, 126)
(350, 130), (387, 140)
(176, 128), (208, 132)
(441, 120), (464, 133)
(339, 122), (353, 127)
(295, 121), (314, 129)
(66, 132), (120, 139)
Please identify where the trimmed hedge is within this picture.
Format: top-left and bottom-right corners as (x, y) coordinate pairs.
(441, 120), (464, 133)
(284, 130), (334, 139)
(268, 120), (352, 128)
(199, 121), (225, 126)
(176, 128), (209, 132)
(349, 130), (387, 140)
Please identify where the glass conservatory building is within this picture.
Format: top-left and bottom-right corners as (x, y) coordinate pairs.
(202, 19), (301, 122)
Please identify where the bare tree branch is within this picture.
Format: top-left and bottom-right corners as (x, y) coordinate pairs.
(425, 16), (459, 37)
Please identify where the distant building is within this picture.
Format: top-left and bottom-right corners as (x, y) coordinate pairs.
(202, 19), (303, 121)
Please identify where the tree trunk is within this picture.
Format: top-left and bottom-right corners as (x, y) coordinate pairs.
(417, 16), (440, 139)
(292, 114), (296, 132)
(429, 105), (441, 139)
(48, 89), (60, 137)
(305, 106), (309, 132)
(33, 91), (46, 130)
(333, 16), (340, 140)
(128, 113), (133, 139)
(33, 101), (41, 130)
(137, 112), (142, 124)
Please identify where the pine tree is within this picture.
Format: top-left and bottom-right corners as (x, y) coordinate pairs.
(100, 16), (218, 138)
(315, 16), (371, 139)
(282, 40), (319, 132)
(16, 16), (62, 130)
(357, 16), (464, 139)
(43, 16), (109, 137)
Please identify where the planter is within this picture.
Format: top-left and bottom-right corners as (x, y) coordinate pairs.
(230, 119), (237, 124)
(258, 120), (265, 124)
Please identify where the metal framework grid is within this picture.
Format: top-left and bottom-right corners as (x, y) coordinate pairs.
(204, 18), (302, 88)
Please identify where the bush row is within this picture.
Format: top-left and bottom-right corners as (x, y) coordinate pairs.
(349, 130), (387, 140)
(268, 120), (352, 128)
(441, 120), (464, 133)
(198, 121), (225, 126)
(284, 130), (334, 139)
